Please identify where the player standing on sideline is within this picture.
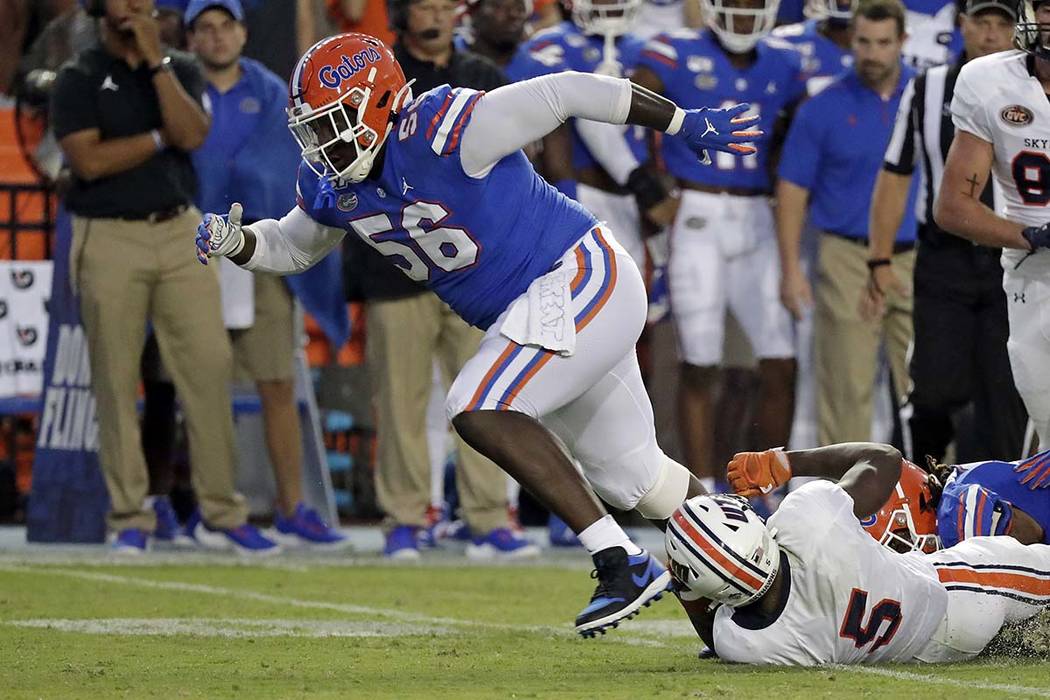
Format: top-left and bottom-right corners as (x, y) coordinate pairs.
(196, 33), (762, 636)
(620, 0), (806, 490)
(772, 0), (854, 94)
(935, 0), (1050, 449)
(668, 442), (1050, 664)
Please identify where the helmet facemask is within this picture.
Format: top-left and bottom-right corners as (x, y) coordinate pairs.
(870, 505), (942, 554)
(700, 0), (782, 53)
(1016, 0), (1050, 59)
(572, 0), (643, 37)
(288, 68), (414, 184)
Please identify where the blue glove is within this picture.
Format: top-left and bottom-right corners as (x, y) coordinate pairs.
(677, 103), (762, 166)
(195, 202), (245, 265)
(1021, 222), (1050, 251)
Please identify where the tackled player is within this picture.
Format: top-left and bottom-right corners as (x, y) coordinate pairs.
(195, 33), (761, 637)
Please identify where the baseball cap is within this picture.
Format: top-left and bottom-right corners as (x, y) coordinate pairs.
(964, 0), (1018, 20)
(184, 0), (245, 27)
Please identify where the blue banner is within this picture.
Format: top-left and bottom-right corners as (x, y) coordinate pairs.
(26, 206), (108, 543)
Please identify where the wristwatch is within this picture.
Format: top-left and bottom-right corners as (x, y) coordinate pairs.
(148, 55), (173, 77)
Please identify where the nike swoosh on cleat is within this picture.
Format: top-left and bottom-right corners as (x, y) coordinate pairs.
(632, 562), (656, 588)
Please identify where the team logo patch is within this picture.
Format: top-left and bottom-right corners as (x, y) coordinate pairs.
(1000, 104), (1034, 127)
(687, 56), (713, 73)
(336, 192), (358, 212)
(239, 97), (261, 114)
(318, 48), (382, 90)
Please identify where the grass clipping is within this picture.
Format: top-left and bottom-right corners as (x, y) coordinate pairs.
(984, 609), (1050, 659)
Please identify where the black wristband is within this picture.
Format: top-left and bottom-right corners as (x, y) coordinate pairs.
(866, 258), (891, 271)
(626, 166), (669, 211)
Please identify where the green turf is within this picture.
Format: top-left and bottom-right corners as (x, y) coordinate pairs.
(1, 561), (1048, 699)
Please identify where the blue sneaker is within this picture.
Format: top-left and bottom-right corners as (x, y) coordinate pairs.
(111, 528), (148, 554)
(273, 503), (350, 549)
(466, 527), (541, 560)
(149, 496), (193, 545)
(185, 511), (280, 556)
(575, 547), (672, 638)
(548, 514), (582, 548)
(384, 525), (421, 560)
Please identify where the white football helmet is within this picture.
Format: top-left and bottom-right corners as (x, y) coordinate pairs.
(700, 0), (781, 53)
(571, 0), (643, 36)
(665, 494), (780, 608)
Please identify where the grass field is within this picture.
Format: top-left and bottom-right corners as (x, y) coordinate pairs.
(2, 543), (1049, 699)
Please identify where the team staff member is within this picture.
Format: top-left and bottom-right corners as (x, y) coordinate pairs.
(863, 0), (1026, 464)
(51, 0), (276, 553)
(352, 0), (536, 559)
(777, 0), (919, 446)
(185, 0), (348, 546)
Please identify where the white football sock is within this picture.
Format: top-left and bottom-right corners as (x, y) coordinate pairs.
(578, 514), (642, 556)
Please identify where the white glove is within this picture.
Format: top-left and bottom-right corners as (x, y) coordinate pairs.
(195, 202), (245, 265)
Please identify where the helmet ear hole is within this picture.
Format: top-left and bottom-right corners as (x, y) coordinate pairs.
(376, 90), (392, 109)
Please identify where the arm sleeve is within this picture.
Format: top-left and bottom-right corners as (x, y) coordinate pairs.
(950, 63), (994, 143)
(574, 119), (641, 186)
(776, 99), (824, 190)
(459, 71), (633, 178)
(883, 75), (918, 175)
(242, 206), (346, 274)
(49, 66), (98, 139)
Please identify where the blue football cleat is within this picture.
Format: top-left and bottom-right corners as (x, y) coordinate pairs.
(273, 503), (350, 549)
(384, 524), (421, 560)
(466, 527), (541, 560)
(111, 528), (149, 554)
(575, 547), (672, 638)
(185, 510), (280, 556)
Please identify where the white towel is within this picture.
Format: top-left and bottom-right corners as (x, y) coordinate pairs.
(499, 264), (576, 356)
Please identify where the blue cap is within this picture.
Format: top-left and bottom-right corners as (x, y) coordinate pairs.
(184, 0), (244, 27)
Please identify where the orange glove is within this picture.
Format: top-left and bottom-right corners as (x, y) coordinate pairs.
(727, 449), (792, 497)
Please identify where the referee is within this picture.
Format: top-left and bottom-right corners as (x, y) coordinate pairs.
(865, 0), (1027, 463)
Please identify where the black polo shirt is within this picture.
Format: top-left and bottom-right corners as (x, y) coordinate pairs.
(50, 47), (205, 219)
(346, 44), (507, 302)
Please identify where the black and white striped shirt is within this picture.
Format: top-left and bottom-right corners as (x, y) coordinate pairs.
(882, 58), (995, 242)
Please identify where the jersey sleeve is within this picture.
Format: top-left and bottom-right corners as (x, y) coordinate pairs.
(49, 64), (98, 140)
(777, 95), (826, 189)
(883, 74), (919, 175)
(768, 480), (856, 558)
(519, 36), (569, 78)
(937, 479), (1014, 548)
(950, 61), (994, 143)
(407, 85), (486, 163)
(636, 34), (680, 90)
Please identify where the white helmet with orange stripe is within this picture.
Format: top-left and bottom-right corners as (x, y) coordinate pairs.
(665, 494), (780, 607)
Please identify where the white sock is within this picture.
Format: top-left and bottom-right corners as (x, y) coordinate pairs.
(577, 514), (642, 556)
(699, 477), (715, 494)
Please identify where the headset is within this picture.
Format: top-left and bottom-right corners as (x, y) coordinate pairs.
(83, 0), (107, 18)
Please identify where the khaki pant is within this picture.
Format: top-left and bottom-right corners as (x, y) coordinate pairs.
(72, 209), (247, 532)
(230, 273), (295, 382)
(367, 292), (507, 534)
(815, 234), (915, 445)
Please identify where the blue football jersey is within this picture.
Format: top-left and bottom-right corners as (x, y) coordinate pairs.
(518, 21), (649, 171)
(637, 30), (808, 189)
(938, 454), (1050, 547)
(297, 85), (597, 329)
(771, 19), (852, 93)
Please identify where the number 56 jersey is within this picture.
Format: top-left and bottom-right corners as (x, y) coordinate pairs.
(712, 481), (949, 665)
(951, 49), (1050, 274)
(297, 85), (597, 330)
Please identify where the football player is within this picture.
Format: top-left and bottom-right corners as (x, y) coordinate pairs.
(196, 33), (761, 636)
(935, 0), (1050, 449)
(727, 444), (1050, 554)
(623, 0), (808, 489)
(772, 0), (855, 94)
(668, 443), (1050, 664)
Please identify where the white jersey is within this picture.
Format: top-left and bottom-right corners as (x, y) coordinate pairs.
(712, 481), (949, 666)
(951, 50), (1050, 275)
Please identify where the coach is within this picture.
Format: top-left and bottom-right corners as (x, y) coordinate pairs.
(776, 0), (918, 445)
(865, 0), (1027, 463)
(50, 0), (263, 552)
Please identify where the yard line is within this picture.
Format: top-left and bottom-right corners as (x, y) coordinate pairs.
(832, 665), (1050, 698)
